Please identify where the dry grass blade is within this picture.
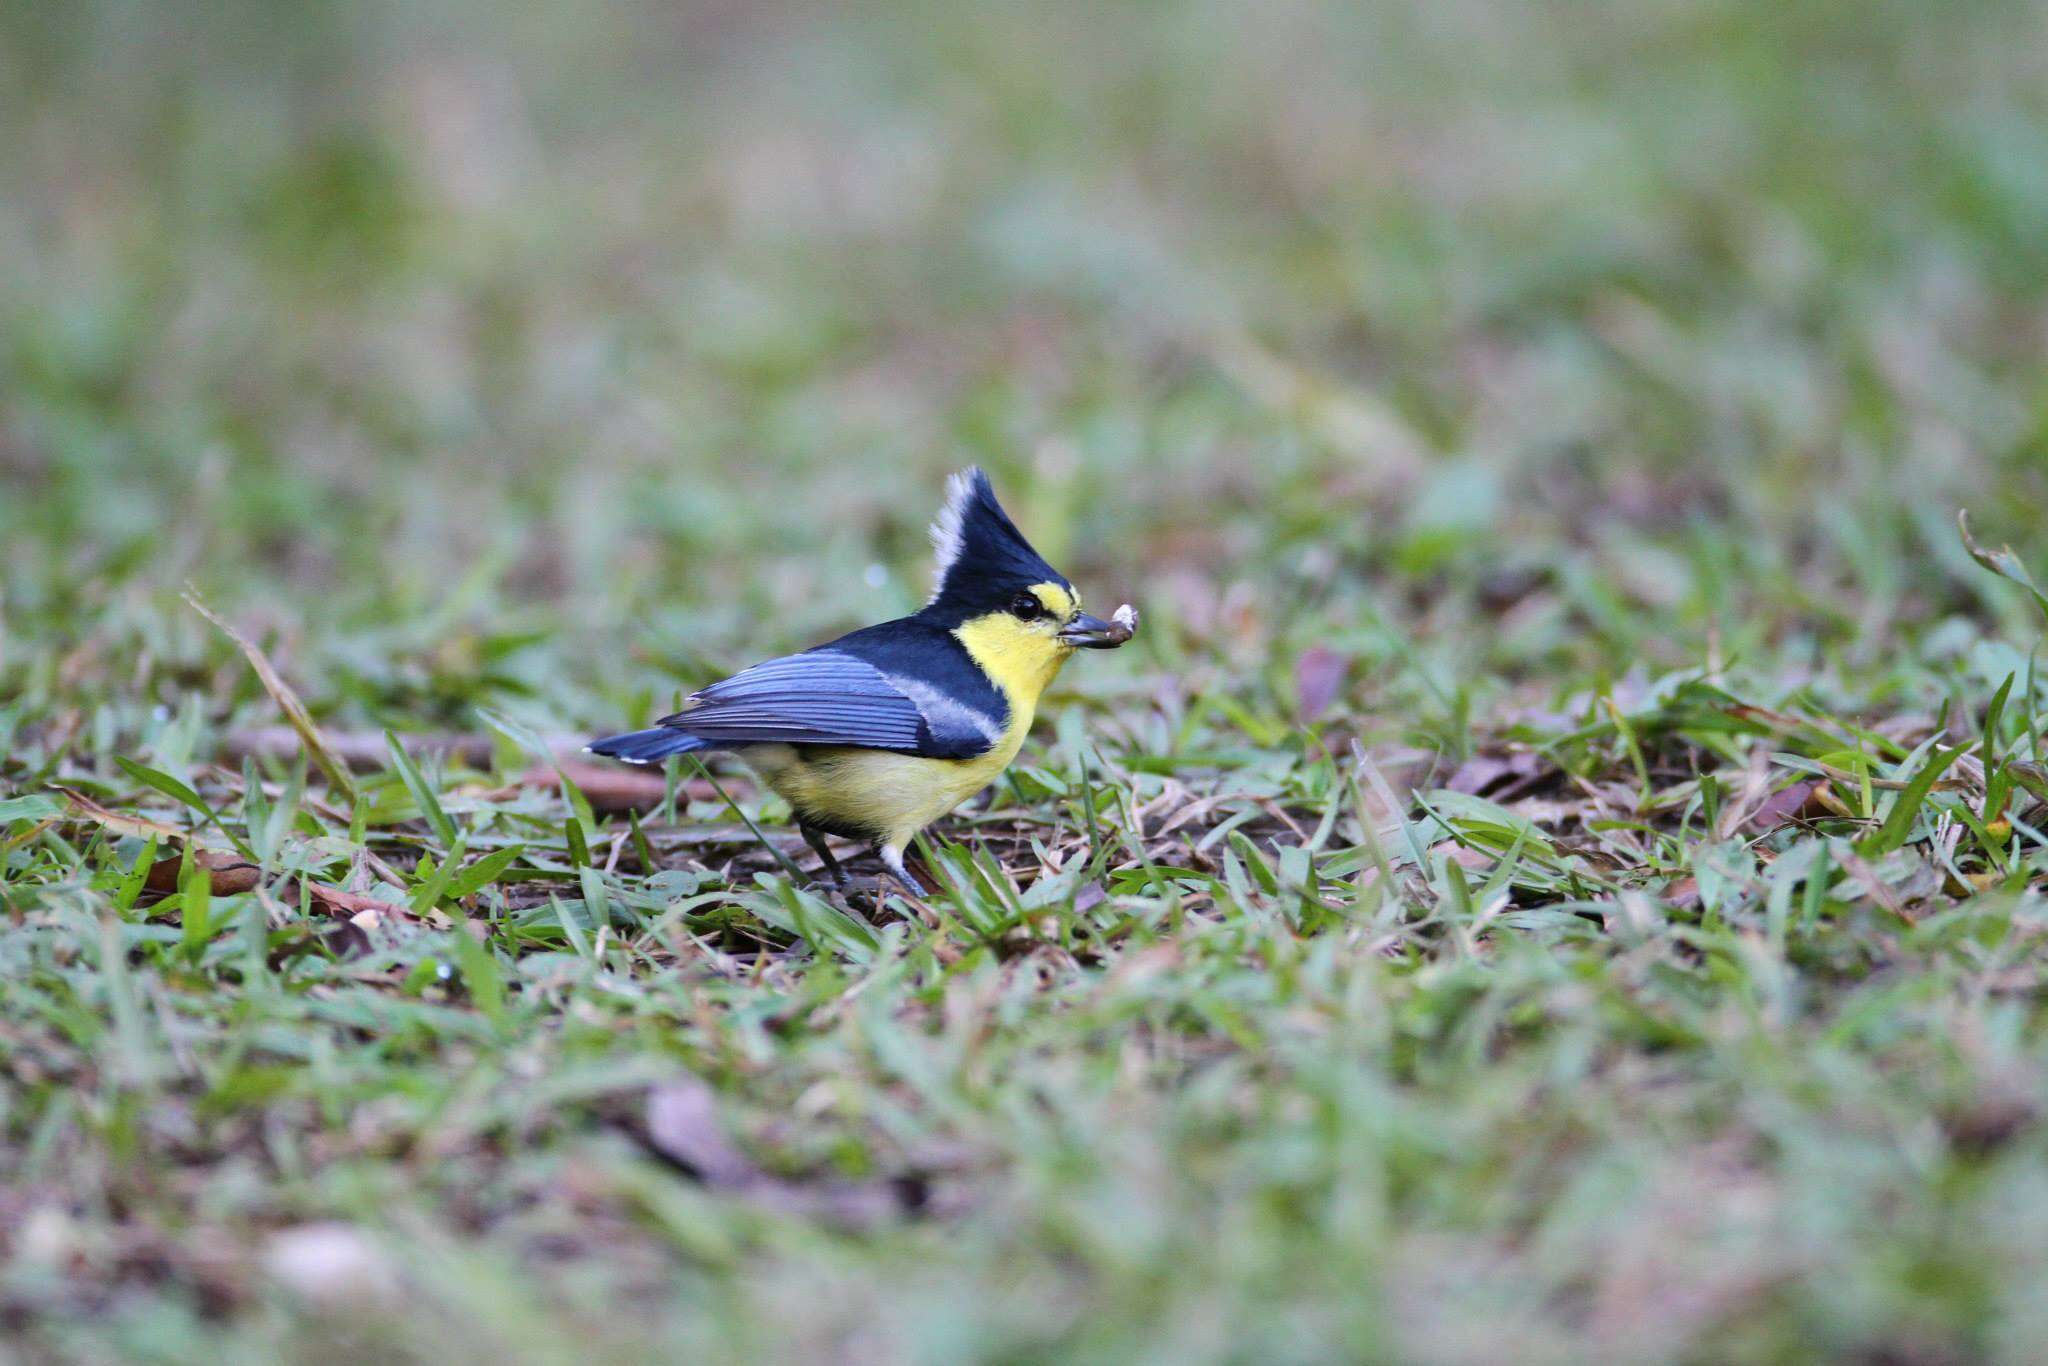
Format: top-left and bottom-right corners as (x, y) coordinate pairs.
(57, 787), (186, 842)
(1959, 509), (2048, 624)
(185, 590), (356, 804)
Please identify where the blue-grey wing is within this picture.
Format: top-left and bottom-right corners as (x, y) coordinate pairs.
(655, 650), (999, 759)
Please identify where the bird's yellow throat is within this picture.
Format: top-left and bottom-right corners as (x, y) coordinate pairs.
(951, 614), (1068, 716)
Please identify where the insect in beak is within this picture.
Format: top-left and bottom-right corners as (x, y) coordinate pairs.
(1057, 604), (1139, 649)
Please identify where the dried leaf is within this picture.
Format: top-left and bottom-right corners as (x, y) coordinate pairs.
(1746, 780), (1818, 832)
(640, 1077), (925, 1228)
(1663, 875), (1700, 909)
(645, 1077), (762, 1187)
(1428, 839), (1494, 871)
(1293, 646), (1348, 721)
(146, 849), (261, 896)
(519, 761), (678, 812)
(302, 883), (406, 919)
(1446, 751), (1545, 797)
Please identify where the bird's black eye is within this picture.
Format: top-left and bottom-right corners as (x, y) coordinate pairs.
(1010, 592), (1045, 621)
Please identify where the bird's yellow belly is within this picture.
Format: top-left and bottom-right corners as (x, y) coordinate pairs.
(747, 730), (1026, 849)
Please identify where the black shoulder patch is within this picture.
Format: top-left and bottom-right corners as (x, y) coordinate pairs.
(811, 619), (1010, 758)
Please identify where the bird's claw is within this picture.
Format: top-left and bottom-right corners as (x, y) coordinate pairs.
(878, 847), (928, 899)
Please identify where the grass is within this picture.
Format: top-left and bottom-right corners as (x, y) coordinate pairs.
(7, 0), (2048, 1360)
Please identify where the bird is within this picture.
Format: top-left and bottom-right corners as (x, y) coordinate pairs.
(587, 467), (1134, 895)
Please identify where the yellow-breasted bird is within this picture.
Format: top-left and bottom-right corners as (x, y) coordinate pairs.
(587, 468), (1133, 893)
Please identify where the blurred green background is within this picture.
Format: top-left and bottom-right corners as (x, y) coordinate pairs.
(9, 1), (2048, 1361)
(7, 0), (2047, 739)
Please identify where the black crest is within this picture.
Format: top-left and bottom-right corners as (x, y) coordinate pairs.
(923, 468), (1069, 619)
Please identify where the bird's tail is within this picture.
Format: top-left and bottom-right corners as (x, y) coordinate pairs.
(586, 727), (712, 765)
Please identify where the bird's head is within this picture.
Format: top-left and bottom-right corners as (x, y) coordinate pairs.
(919, 468), (1128, 697)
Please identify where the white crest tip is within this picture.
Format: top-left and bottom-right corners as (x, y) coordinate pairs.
(927, 466), (984, 599)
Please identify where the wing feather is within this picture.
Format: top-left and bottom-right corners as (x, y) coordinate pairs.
(652, 649), (991, 757)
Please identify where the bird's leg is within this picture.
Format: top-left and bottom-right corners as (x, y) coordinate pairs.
(877, 843), (928, 898)
(798, 823), (849, 890)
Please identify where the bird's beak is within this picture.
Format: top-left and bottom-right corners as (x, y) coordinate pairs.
(1058, 612), (1132, 649)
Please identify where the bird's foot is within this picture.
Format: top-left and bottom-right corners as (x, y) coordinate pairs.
(798, 824), (852, 892)
(878, 845), (929, 899)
